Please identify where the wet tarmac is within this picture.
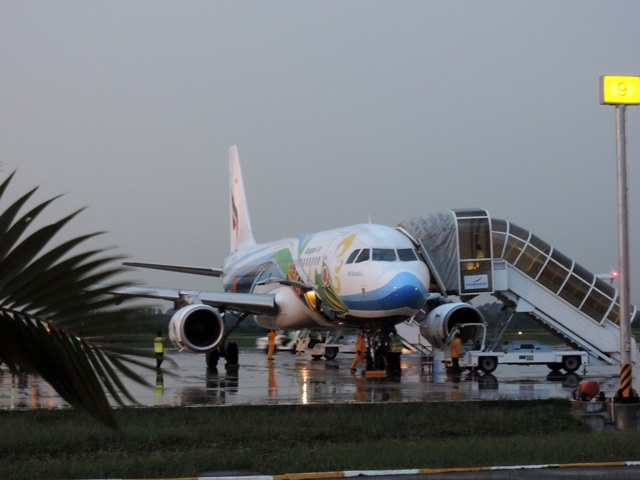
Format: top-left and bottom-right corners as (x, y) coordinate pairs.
(0, 348), (635, 410)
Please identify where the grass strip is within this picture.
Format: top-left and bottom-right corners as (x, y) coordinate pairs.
(1, 399), (636, 479)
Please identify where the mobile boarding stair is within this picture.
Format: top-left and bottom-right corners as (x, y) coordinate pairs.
(395, 317), (434, 368)
(398, 208), (637, 367)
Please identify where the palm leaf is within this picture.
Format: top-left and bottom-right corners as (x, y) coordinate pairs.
(0, 192), (63, 261)
(0, 173), (159, 429)
(2, 235), (104, 304)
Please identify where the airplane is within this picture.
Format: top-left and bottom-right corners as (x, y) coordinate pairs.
(111, 146), (484, 369)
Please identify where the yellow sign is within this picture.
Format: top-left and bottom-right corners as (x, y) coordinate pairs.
(600, 75), (640, 105)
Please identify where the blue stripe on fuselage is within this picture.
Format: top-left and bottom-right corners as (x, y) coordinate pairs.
(340, 272), (428, 312)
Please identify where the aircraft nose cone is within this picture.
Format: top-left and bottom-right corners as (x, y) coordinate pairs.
(383, 272), (429, 310)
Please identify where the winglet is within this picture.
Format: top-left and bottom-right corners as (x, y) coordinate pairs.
(229, 146), (256, 252)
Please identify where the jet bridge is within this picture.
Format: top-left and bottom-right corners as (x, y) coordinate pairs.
(398, 208), (637, 366)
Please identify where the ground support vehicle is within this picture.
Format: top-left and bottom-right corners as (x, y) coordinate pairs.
(443, 323), (588, 374)
(462, 346), (589, 374)
(255, 331), (300, 353)
(295, 329), (356, 360)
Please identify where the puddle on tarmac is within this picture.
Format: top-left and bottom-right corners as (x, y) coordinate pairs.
(1, 349), (634, 412)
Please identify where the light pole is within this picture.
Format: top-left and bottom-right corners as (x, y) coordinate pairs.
(600, 75), (640, 403)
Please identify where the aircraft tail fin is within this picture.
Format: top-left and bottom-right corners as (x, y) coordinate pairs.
(229, 145), (256, 252)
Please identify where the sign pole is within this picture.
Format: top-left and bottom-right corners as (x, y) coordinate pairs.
(601, 75), (640, 402)
(614, 104), (636, 402)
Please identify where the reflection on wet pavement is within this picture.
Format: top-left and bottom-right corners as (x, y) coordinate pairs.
(0, 349), (635, 410)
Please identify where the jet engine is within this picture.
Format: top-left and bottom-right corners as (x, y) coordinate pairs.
(168, 304), (225, 353)
(419, 302), (484, 348)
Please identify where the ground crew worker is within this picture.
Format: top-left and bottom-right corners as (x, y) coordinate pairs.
(350, 332), (366, 372)
(154, 331), (166, 368)
(267, 329), (278, 360)
(450, 332), (462, 375)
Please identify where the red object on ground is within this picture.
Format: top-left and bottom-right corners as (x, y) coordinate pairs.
(574, 380), (600, 401)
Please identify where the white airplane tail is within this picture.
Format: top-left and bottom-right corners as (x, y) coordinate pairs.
(229, 146), (256, 252)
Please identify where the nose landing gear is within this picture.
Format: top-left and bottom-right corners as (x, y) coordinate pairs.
(363, 326), (402, 377)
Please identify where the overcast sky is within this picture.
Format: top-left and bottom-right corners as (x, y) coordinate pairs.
(1, 1), (639, 306)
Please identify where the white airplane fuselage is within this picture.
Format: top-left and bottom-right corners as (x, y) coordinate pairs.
(222, 223), (430, 331)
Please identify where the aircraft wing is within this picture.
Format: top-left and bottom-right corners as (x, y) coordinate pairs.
(106, 285), (278, 316)
(123, 262), (224, 277)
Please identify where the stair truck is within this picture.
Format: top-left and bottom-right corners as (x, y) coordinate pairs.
(445, 323), (588, 374)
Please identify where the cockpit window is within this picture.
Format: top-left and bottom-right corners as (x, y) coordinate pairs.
(350, 248), (419, 263)
(355, 249), (370, 263)
(346, 249), (360, 264)
(372, 248), (397, 261)
(397, 248), (418, 261)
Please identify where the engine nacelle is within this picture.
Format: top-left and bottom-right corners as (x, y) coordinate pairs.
(419, 302), (484, 348)
(253, 284), (334, 330)
(168, 304), (225, 353)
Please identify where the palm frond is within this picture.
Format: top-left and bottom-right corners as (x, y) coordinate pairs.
(0, 173), (159, 429)
(2, 234), (104, 304)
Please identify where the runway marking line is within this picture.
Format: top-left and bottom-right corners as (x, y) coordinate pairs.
(276, 473), (344, 479)
(117, 461), (640, 480)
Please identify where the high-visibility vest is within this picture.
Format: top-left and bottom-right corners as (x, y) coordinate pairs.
(154, 337), (164, 354)
(391, 335), (403, 353)
(450, 337), (462, 358)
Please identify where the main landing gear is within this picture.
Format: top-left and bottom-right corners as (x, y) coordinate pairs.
(206, 312), (247, 369)
(206, 342), (239, 369)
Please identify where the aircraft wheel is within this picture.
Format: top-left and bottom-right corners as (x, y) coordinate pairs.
(562, 355), (580, 373)
(311, 354), (323, 360)
(479, 356), (498, 374)
(324, 347), (338, 360)
(206, 350), (220, 369)
(226, 342), (239, 365)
